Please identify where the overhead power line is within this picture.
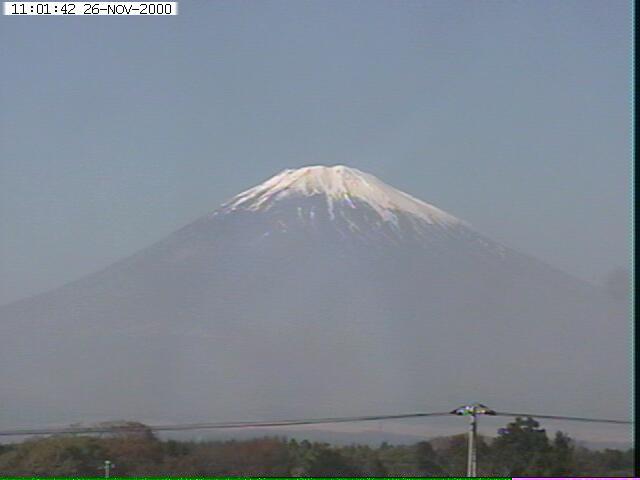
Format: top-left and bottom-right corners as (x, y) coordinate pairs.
(0, 409), (630, 438)
(452, 403), (632, 478)
(0, 412), (451, 437)
(494, 411), (631, 425)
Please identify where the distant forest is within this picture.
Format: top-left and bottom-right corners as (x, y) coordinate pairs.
(0, 417), (633, 477)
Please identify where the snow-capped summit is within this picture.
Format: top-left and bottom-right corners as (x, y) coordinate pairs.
(0, 165), (627, 432)
(223, 165), (461, 226)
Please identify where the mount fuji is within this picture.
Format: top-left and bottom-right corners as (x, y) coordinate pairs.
(0, 166), (629, 430)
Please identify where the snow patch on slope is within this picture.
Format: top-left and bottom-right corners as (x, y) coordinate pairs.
(222, 165), (463, 227)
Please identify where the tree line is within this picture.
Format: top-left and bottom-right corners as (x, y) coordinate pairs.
(0, 417), (633, 476)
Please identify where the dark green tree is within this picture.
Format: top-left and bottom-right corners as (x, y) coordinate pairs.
(490, 416), (551, 475)
(302, 444), (362, 476)
(415, 441), (445, 475)
(543, 431), (574, 476)
(430, 433), (491, 476)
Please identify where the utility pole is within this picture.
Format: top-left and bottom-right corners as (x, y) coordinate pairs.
(100, 460), (114, 479)
(467, 410), (477, 476)
(451, 403), (496, 477)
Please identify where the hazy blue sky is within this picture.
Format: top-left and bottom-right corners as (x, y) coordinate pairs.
(0, 0), (631, 305)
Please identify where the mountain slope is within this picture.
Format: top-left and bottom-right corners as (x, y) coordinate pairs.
(0, 166), (629, 429)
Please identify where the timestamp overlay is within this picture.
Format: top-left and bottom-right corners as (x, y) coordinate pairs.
(3, 2), (177, 15)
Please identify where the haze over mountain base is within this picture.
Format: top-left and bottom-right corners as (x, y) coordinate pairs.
(0, 166), (629, 435)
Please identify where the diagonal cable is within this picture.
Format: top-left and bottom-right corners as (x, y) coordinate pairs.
(494, 411), (631, 424)
(0, 412), (451, 437)
(0, 409), (631, 437)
